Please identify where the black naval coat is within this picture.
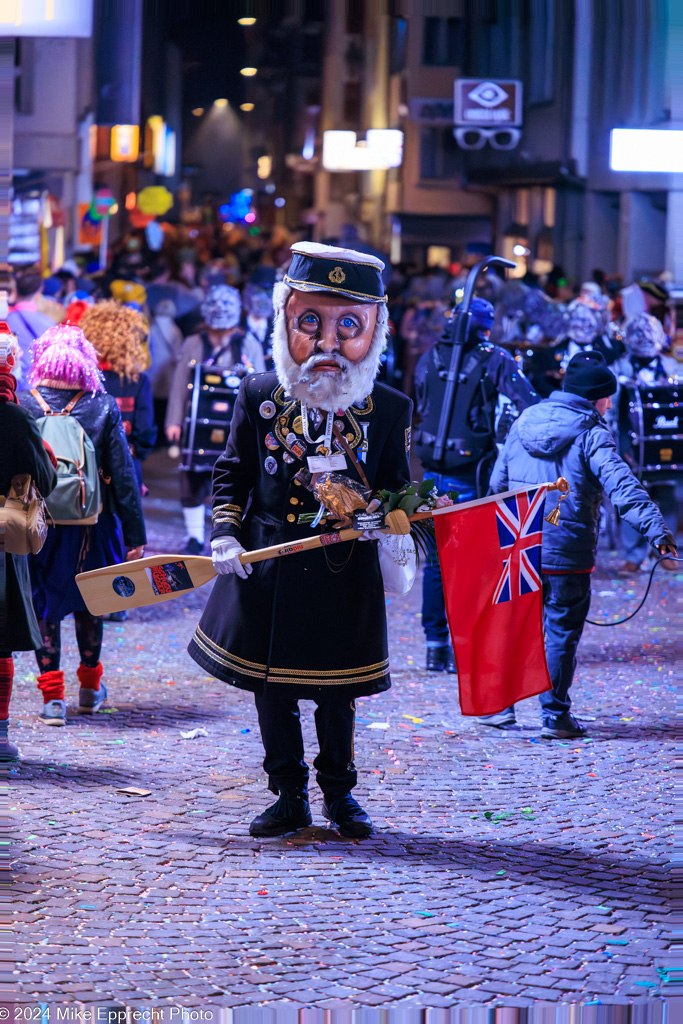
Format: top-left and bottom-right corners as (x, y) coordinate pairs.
(188, 371), (412, 699)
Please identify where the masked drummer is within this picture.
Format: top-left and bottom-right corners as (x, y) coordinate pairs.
(188, 243), (414, 838)
(614, 313), (680, 573)
(166, 285), (266, 555)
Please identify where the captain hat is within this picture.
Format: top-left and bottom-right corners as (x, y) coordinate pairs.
(284, 241), (386, 303)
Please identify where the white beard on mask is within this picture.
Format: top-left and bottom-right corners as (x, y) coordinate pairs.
(271, 282), (389, 413)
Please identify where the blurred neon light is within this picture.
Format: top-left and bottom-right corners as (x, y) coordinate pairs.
(322, 130), (403, 171)
(610, 129), (683, 172)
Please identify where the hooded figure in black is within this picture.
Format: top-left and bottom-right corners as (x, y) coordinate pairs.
(414, 297), (539, 675)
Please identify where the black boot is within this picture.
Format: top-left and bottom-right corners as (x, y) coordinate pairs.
(446, 648), (457, 674)
(322, 794), (373, 838)
(249, 786), (312, 837)
(426, 645), (449, 671)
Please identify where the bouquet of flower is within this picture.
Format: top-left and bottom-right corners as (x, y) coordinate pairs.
(374, 479), (458, 561)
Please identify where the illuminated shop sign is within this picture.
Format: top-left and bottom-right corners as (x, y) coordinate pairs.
(0, 0), (93, 37)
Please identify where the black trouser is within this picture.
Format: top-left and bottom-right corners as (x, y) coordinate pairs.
(179, 469), (213, 508)
(254, 689), (357, 801)
(35, 613), (103, 673)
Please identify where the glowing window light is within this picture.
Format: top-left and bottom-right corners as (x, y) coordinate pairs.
(240, 67), (258, 77)
(322, 129), (403, 171)
(110, 125), (140, 163)
(238, 17), (256, 25)
(257, 155), (272, 179)
(610, 129), (683, 173)
(192, 107), (204, 117)
(240, 102), (255, 112)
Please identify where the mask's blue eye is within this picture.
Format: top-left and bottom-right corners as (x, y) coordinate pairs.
(340, 317), (357, 329)
(299, 313), (319, 329)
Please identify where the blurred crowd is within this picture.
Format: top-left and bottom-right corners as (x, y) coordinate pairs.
(3, 221), (677, 417)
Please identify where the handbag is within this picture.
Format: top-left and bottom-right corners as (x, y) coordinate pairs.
(0, 473), (49, 555)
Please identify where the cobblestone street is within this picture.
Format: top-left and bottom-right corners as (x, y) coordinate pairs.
(11, 457), (675, 1011)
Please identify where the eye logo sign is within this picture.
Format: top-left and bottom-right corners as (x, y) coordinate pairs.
(454, 78), (523, 126)
(329, 267), (346, 285)
(453, 78), (523, 151)
(468, 81), (509, 109)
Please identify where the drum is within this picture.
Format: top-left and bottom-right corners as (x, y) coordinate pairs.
(179, 362), (242, 472)
(623, 381), (682, 477)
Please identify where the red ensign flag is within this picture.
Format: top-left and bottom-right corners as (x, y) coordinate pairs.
(433, 485), (553, 716)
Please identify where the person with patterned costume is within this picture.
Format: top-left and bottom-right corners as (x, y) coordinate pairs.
(188, 243), (414, 838)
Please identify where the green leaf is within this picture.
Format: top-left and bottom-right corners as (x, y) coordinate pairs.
(398, 494), (423, 516)
(388, 492), (401, 511)
(418, 478), (436, 498)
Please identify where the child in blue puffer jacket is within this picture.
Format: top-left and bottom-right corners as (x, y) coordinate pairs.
(487, 351), (677, 739)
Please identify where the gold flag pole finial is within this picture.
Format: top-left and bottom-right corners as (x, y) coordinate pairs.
(545, 478), (570, 526)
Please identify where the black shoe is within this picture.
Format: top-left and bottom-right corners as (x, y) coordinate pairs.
(323, 795), (373, 838)
(103, 610), (128, 622)
(541, 712), (587, 739)
(446, 648), (457, 674)
(184, 537), (205, 556)
(426, 645), (449, 671)
(249, 790), (312, 837)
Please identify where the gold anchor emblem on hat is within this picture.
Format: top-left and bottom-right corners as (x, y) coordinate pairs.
(329, 266), (346, 284)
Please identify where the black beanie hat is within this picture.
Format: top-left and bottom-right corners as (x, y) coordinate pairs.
(563, 351), (617, 400)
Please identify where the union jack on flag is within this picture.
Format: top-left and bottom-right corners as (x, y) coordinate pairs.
(492, 487), (546, 605)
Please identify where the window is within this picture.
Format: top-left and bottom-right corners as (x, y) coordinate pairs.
(420, 127), (462, 180)
(527, 2), (554, 104)
(423, 16), (464, 67)
(390, 17), (408, 75)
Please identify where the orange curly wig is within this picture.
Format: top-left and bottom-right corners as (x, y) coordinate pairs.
(79, 300), (149, 382)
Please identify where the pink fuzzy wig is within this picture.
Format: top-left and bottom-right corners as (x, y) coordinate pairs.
(30, 323), (105, 393)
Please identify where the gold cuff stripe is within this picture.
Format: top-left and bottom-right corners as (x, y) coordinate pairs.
(214, 503), (243, 513)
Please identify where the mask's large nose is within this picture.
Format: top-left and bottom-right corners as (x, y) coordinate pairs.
(314, 316), (341, 354)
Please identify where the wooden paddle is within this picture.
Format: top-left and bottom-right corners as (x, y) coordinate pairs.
(75, 479), (568, 615)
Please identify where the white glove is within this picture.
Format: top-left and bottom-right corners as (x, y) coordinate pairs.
(211, 536), (252, 579)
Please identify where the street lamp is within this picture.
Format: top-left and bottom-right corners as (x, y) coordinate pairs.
(238, 17), (256, 25)
(240, 67), (258, 77)
(214, 98), (229, 108)
(240, 102), (255, 112)
(192, 108), (204, 117)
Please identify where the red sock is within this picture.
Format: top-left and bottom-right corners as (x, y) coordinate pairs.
(36, 670), (65, 703)
(77, 662), (103, 692)
(0, 658), (13, 720)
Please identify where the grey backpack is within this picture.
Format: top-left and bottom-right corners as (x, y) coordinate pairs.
(30, 390), (101, 525)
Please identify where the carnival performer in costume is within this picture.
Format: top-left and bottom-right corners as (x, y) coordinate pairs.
(613, 313), (680, 573)
(19, 325), (146, 727)
(79, 301), (157, 492)
(166, 285), (266, 554)
(188, 243), (414, 838)
(0, 323), (56, 758)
